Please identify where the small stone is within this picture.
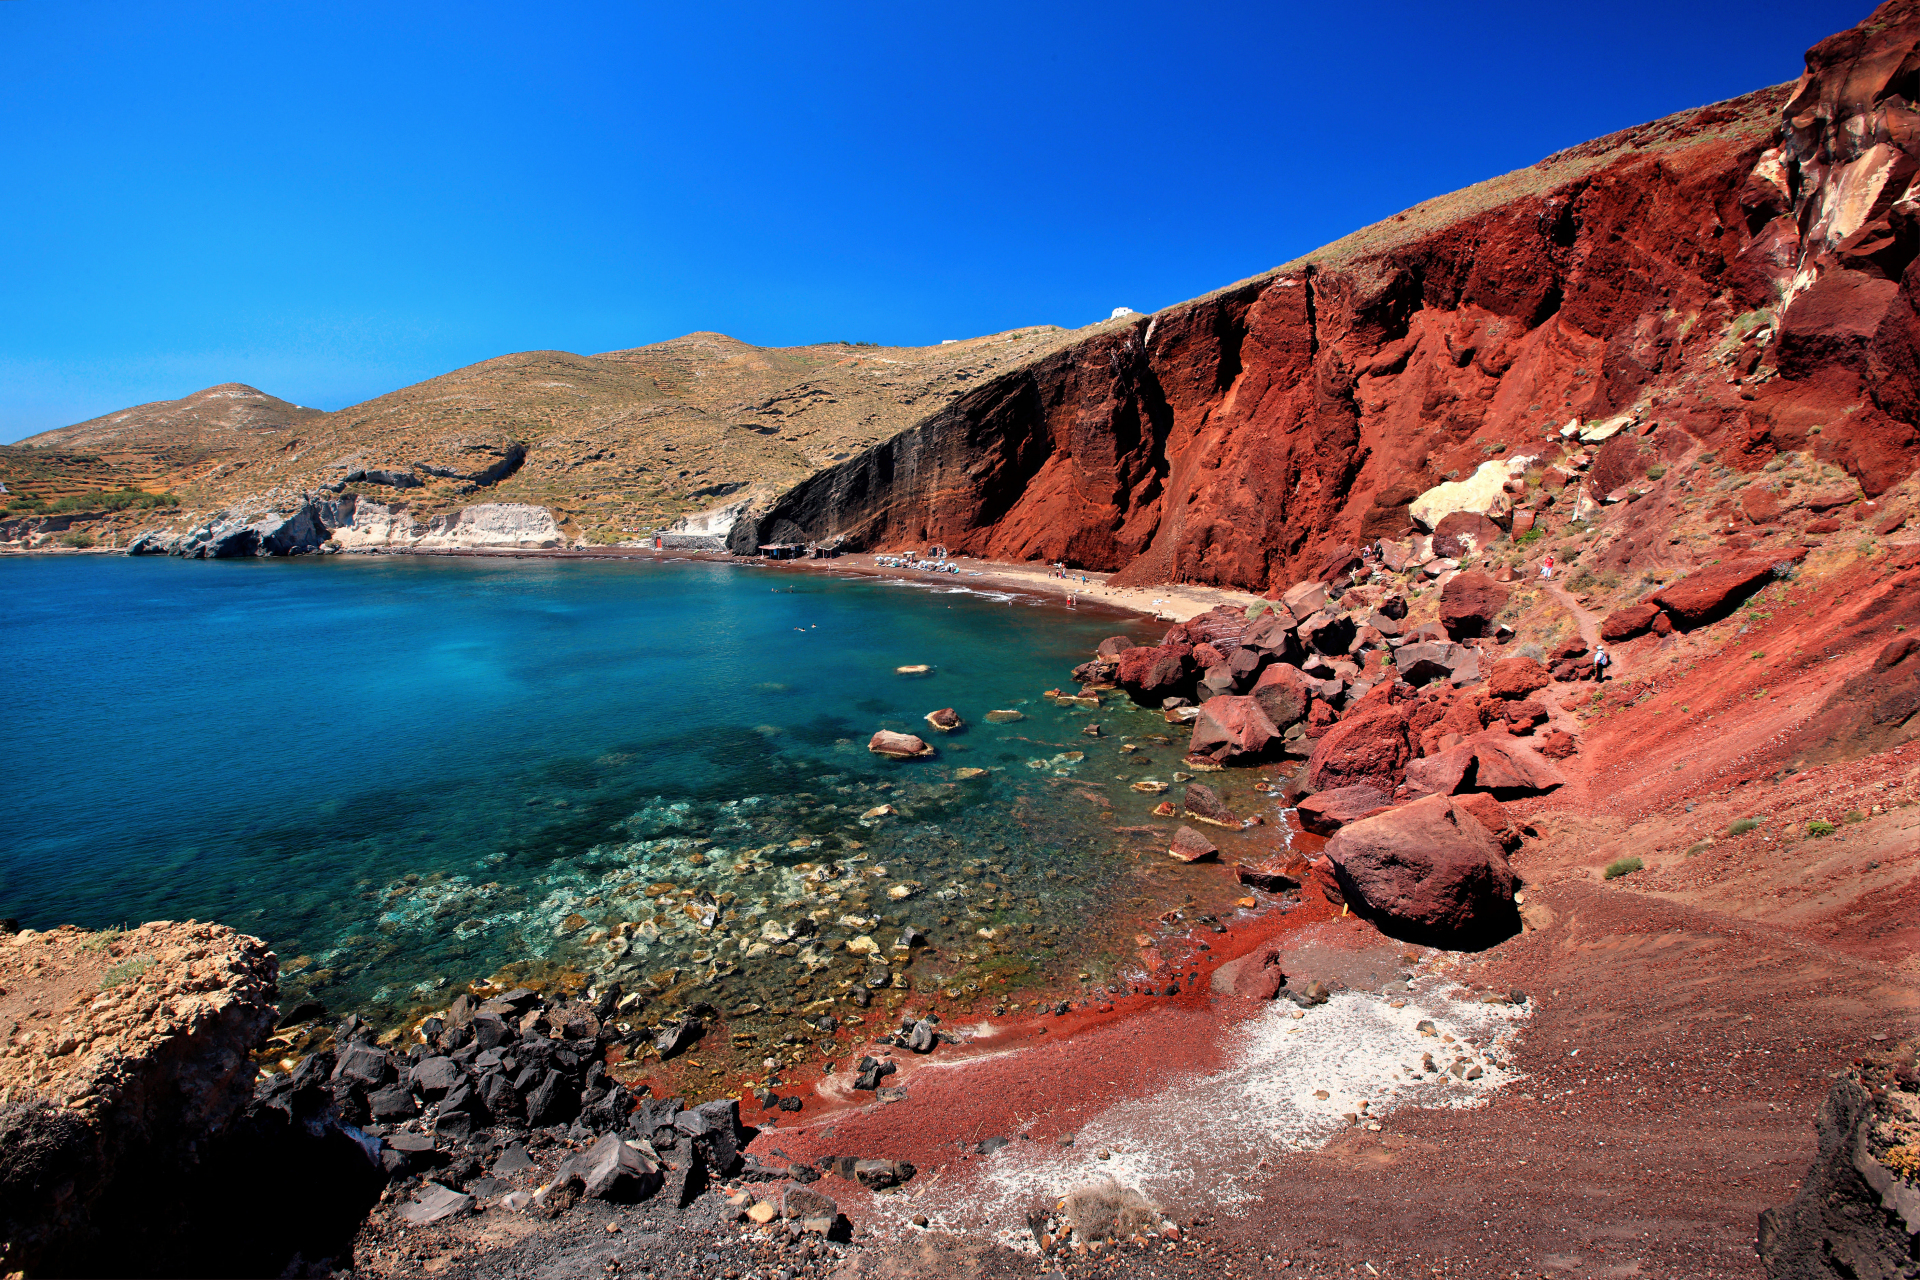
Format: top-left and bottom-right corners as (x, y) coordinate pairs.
(912, 1214), (929, 1227)
(747, 1200), (778, 1224)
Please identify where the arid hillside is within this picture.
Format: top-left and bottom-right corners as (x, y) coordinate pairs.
(2, 327), (1083, 545)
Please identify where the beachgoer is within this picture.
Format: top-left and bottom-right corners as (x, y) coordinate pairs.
(1593, 645), (1611, 681)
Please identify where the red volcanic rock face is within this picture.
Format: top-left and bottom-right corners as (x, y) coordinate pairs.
(739, 4), (1920, 598)
(1325, 794), (1519, 947)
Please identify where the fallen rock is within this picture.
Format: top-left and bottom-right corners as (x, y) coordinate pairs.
(552, 1133), (662, 1202)
(868, 731), (934, 759)
(1599, 601), (1662, 642)
(1168, 826), (1219, 863)
(853, 1158), (917, 1190)
(1115, 644), (1194, 703)
(1295, 785), (1393, 835)
(1400, 742), (1476, 798)
(1095, 636), (1136, 658)
(923, 708), (964, 733)
(1486, 655), (1550, 699)
(396, 1183), (473, 1226)
(1282, 580), (1329, 623)
(654, 1017), (705, 1059)
(1231, 948), (1287, 1000)
(1182, 782), (1237, 827)
(1235, 862), (1302, 892)
(1305, 705), (1411, 794)
(1431, 510), (1504, 559)
(1471, 736), (1567, 795)
(1439, 570), (1510, 640)
(1538, 729), (1578, 759)
(1649, 558), (1783, 628)
(1187, 695), (1279, 764)
(1325, 794), (1519, 947)
(1452, 792), (1521, 851)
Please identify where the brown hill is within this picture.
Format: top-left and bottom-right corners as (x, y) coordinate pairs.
(2, 328), (1083, 542)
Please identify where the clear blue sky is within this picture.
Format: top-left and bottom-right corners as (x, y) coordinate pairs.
(0, 0), (1869, 440)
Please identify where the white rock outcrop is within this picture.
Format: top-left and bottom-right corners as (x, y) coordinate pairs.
(1408, 461), (1513, 531)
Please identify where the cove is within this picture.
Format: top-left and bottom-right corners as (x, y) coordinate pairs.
(1, 555), (1260, 1042)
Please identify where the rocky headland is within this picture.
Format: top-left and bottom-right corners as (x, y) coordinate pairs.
(7, 3), (1920, 1278)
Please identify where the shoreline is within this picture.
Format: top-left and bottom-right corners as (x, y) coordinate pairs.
(10, 541), (1272, 625)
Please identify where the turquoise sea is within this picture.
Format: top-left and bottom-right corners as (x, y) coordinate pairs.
(1, 555), (1273, 1030)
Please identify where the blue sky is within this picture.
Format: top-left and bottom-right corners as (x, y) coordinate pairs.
(0, 0), (1868, 440)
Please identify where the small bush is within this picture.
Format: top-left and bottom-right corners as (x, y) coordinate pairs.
(79, 929), (124, 953)
(1604, 856), (1644, 880)
(1806, 820), (1835, 837)
(1515, 528), (1544, 546)
(1646, 464), (1668, 479)
(1728, 817), (1762, 836)
(60, 531), (95, 548)
(1843, 809), (1865, 824)
(100, 958), (150, 990)
(1686, 842), (1712, 856)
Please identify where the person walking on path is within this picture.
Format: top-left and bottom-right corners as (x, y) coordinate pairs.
(1540, 554), (1555, 580)
(1593, 644), (1611, 681)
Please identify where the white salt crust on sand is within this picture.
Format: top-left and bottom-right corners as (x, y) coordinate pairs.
(863, 982), (1531, 1247)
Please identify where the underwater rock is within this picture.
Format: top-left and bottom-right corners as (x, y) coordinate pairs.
(869, 731), (934, 759)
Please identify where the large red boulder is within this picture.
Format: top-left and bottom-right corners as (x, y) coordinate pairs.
(1453, 791), (1521, 851)
(1305, 705), (1411, 793)
(1400, 741), (1475, 798)
(1250, 663), (1312, 729)
(1168, 825), (1219, 863)
(868, 731), (934, 759)
(1439, 570), (1509, 640)
(1187, 695), (1279, 764)
(1295, 784), (1392, 836)
(1649, 559), (1779, 628)
(1485, 655), (1550, 699)
(1599, 601), (1661, 641)
(1471, 736), (1567, 794)
(1116, 643), (1193, 702)
(1324, 794), (1519, 947)
(1431, 510), (1504, 559)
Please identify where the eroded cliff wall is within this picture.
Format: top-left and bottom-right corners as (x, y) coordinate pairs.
(737, 1), (1920, 594)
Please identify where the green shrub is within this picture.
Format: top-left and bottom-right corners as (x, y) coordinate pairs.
(1843, 809), (1865, 824)
(60, 531), (95, 548)
(1685, 842), (1712, 856)
(1604, 856), (1644, 880)
(100, 958), (151, 990)
(1807, 820), (1836, 837)
(1514, 528), (1544, 546)
(1728, 817), (1761, 836)
(1645, 464), (1668, 479)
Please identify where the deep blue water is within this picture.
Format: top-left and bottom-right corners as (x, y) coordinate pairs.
(2, 555), (1258, 1025)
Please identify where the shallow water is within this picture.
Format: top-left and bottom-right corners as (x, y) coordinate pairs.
(1, 555), (1284, 1038)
